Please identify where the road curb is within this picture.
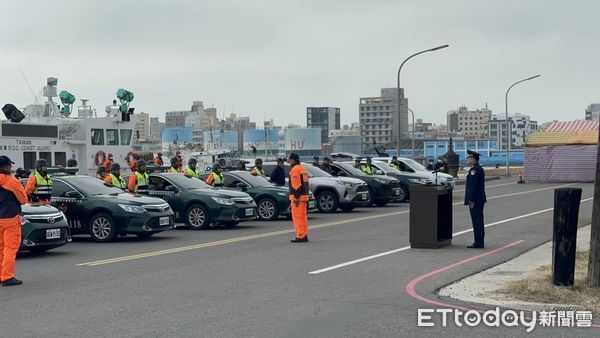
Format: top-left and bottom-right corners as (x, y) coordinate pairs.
(438, 225), (591, 312)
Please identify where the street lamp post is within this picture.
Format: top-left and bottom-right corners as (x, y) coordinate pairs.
(504, 74), (541, 176)
(408, 108), (415, 158)
(397, 44), (449, 158)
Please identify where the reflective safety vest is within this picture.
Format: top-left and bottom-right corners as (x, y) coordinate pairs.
(32, 172), (53, 201)
(362, 165), (374, 175)
(108, 173), (127, 190)
(134, 172), (150, 193)
(169, 167), (180, 173)
(208, 172), (224, 187)
(185, 168), (200, 179)
(390, 162), (400, 170)
(252, 167), (265, 177)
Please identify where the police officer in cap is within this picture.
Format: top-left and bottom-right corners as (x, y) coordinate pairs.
(128, 160), (150, 194)
(185, 158), (200, 178)
(96, 166), (108, 180)
(205, 163), (224, 187)
(66, 159), (78, 175)
(464, 150), (487, 248)
(169, 157), (181, 173)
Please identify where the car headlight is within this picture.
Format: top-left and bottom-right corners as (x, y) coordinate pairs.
(336, 180), (354, 188)
(20, 216), (29, 226)
(277, 192), (289, 197)
(409, 178), (429, 185)
(211, 197), (235, 205)
(373, 178), (387, 184)
(118, 204), (145, 213)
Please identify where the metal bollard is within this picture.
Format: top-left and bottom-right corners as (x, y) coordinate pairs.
(552, 188), (582, 286)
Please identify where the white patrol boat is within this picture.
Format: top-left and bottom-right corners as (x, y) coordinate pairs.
(0, 77), (137, 176)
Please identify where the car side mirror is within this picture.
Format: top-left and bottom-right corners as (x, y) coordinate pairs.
(65, 191), (82, 199)
(236, 183), (247, 192)
(165, 185), (178, 192)
(375, 170), (384, 175)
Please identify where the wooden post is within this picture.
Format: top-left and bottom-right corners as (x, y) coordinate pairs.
(588, 131), (600, 287)
(552, 188), (582, 286)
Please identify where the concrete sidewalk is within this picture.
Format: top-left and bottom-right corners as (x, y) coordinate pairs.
(439, 226), (591, 311)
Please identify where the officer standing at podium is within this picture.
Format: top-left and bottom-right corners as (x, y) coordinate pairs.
(464, 150), (486, 249)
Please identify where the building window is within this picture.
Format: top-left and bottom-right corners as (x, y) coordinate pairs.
(106, 129), (119, 145)
(39, 152), (52, 165)
(54, 152), (67, 167)
(120, 129), (132, 145)
(91, 129), (104, 145)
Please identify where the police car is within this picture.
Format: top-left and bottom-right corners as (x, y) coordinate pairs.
(48, 175), (175, 242)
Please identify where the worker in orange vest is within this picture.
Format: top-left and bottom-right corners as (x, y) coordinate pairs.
(0, 156), (28, 286)
(102, 153), (114, 169)
(129, 153), (139, 172)
(288, 153), (310, 243)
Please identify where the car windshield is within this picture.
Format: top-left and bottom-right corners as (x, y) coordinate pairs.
(165, 174), (211, 189)
(375, 162), (399, 173)
(229, 171), (273, 187)
(335, 162), (367, 176)
(302, 164), (333, 178)
(61, 176), (124, 196)
(404, 158), (427, 171)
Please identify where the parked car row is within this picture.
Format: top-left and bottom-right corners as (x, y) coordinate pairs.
(17, 159), (446, 252)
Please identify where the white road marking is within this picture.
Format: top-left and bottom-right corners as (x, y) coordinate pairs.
(77, 183), (577, 267)
(308, 197), (593, 274)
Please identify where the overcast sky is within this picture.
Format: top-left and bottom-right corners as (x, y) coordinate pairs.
(1, 0), (599, 127)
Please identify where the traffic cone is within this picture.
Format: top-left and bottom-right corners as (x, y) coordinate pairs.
(517, 171), (525, 184)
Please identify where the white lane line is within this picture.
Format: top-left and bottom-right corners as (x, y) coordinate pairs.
(308, 196), (593, 275)
(77, 183), (575, 267)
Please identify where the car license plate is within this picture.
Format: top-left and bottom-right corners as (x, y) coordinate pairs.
(159, 216), (170, 226)
(245, 208), (254, 216)
(394, 189), (400, 195)
(309, 200), (315, 209)
(361, 193), (368, 200)
(46, 228), (61, 239)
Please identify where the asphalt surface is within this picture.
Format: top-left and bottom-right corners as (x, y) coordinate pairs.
(1, 178), (597, 337)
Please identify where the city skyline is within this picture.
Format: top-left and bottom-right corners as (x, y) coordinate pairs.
(1, 1), (599, 127)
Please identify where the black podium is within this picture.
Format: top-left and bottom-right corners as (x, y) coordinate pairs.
(409, 185), (453, 248)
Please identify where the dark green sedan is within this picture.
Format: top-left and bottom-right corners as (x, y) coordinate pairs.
(220, 171), (310, 221)
(129, 173), (258, 229)
(49, 176), (175, 242)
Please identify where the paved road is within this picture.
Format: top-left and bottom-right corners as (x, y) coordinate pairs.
(1, 178), (596, 337)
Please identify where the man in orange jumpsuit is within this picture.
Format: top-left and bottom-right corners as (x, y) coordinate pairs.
(0, 156), (28, 286)
(102, 153), (114, 169)
(288, 153), (310, 243)
(25, 159), (52, 205)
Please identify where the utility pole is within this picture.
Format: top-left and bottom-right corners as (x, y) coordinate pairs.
(587, 129), (600, 287)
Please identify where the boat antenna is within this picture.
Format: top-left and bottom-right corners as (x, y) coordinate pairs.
(18, 67), (38, 103)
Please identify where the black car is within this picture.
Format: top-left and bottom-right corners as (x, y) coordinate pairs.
(354, 160), (432, 203)
(129, 173), (258, 229)
(49, 176), (175, 242)
(20, 204), (70, 253)
(217, 171), (316, 221)
(329, 162), (402, 207)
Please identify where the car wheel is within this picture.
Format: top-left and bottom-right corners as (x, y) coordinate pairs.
(397, 185), (409, 203)
(339, 205), (355, 212)
(186, 204), (210, 230)
(316, 191), (338, 213)
(136, 233), (155, 239)
(366, 187), (375, 207)
(257, 198), (278, 221)
(89, 213), (118, 242)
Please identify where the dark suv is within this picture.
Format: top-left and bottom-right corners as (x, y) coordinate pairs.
(329, 162), (402, 207)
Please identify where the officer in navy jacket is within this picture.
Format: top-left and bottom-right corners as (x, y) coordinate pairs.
(464, 150), (487, 248)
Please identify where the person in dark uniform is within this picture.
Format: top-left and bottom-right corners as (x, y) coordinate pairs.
(464, 150), (487, 249)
